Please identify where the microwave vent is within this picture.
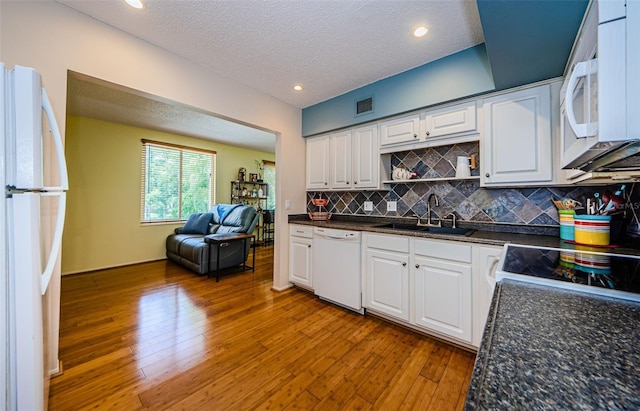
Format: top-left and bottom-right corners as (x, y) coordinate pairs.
(355, 97), (373, 116)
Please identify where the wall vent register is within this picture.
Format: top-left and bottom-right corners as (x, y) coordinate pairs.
(355, 97), (373, 116)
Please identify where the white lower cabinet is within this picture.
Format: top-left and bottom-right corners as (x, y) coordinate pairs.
(362, 233), (500, 348)
(413, 256), (472, 343)
(366, 249), (410, 321)
(288, 225), (314, 290)
(364, 234), (410, 321)
(412, 239), (473, 343)
(472, 245), (503, 347)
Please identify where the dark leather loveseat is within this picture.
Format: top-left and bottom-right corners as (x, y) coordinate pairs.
(166, 204), (259, 275)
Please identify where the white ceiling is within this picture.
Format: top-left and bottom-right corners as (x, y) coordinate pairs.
(59, 0), (484, 152)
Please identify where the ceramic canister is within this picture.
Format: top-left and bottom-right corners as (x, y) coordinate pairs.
(574, 215), (612, 246)
(558, 210), (575, 241)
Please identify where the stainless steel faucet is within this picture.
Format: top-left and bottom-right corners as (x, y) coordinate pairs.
(417, 193), (441, 227)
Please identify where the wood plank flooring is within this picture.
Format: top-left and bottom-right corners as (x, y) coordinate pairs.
(50, 245), (475, 410)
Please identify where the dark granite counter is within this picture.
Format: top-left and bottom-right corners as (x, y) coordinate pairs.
(288, 214), (640, 255)
(465, 280), (640, 410)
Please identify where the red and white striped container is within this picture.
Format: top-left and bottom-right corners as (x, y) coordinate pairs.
(573, 215), (612, 246)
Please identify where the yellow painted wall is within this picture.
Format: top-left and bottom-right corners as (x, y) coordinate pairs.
(1, 0), (305, 292)
(62, 115), (275, 275)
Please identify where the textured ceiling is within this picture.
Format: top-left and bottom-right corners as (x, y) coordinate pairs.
(59, 0), (485, 152)
(58, 0), (586, 153)
(57, 0), (484, 109)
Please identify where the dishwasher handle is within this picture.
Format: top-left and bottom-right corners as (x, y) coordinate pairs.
(314, 228), (360, 240)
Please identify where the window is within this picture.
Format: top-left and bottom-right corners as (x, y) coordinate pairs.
(262, 160), (276, 210)
(141, 140), (216, 223)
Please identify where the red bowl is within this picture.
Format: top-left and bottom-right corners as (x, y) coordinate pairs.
(312, 199), (328, 206)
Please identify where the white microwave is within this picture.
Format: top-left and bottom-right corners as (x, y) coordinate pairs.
(561, 0), (640, 173)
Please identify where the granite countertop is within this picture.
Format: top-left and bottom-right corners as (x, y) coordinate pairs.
(465, 280), (640, 410)
(288, 214), (640, 254)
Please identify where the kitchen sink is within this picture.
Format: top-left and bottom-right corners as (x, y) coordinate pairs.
(425, 226), (475, 236)
(376, 223), (427, 231)
(375, 223), (475, 236)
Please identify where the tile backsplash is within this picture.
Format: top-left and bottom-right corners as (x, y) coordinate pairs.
(307, 143), (603, 226)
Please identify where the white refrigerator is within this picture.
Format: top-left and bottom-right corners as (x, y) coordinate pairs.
(1, 63), (68, 410)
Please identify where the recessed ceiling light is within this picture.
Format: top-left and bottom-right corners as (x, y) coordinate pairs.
(413, 26), (428, 37)
(125, 0), (145, 10)
(293, 84), (303, 91)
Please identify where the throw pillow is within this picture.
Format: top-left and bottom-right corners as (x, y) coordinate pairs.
(182, 213), (213, 234)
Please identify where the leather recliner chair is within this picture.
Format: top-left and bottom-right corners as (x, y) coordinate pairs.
(166, 204), (259, 275)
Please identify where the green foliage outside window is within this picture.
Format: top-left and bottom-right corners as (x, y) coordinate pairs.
(142, 142), (215, 222)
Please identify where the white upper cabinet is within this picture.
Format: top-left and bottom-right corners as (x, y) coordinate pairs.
(306, 134), (330, 190)
(481, 84), (552, 186)
(329, 130), (352, 189)
(380, 103), (479, 154)
(423, 101), (477, 140)
(307, 125), (380, 191)
(379, 114), (420, 147)
(351, 124), (379, 189)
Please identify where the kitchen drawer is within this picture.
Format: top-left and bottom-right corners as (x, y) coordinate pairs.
(289, 224), (313, 238)
(366, 233), (409, 253)
(414, 238), (472, 263)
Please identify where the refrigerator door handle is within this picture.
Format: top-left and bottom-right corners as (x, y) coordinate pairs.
(41, 88), (69, 191)
(40, 192), (66, 295)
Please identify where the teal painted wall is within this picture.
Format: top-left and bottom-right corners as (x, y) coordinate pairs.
(302, 44), (495, 137)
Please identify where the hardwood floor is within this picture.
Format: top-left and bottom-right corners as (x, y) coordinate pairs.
(50, 245), (475, 410)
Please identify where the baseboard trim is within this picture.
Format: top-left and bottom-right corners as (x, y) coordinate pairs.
(271, 283), (294, 292)
(50, 360), (63, 378)
(62, 258), (168, 276)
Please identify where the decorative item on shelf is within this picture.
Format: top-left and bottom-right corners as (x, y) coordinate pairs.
(252, 188), (258, 198)
(254, 159), (264, 182)
(391, 165), (415, 181)
(455, 156), (471, 178)
(249, 173), (258, 182)
(242, 187), (248, 197)
(238, 167), (246, 182)
(257, 187), (264, 198)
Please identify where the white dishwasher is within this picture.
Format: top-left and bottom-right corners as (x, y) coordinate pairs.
(312, 227), (363, 314)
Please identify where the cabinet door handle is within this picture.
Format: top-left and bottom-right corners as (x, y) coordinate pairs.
(415, 264), (420, 269)
(485, 173), (490, 178)
(324, 182), (328, 185)
(354, 181), (357, 184)
(308, 245), (311, 248)
(426, 131), (430, 136)
(402, 262), (407, 267)
(413, 134), (417, 138)
(346, 181), (349, 184)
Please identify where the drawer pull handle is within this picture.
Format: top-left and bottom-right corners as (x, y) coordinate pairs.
(402, 262), (407, 267)
(415, 264), (420, 269)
